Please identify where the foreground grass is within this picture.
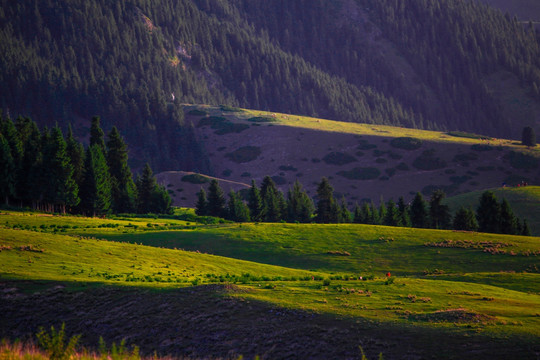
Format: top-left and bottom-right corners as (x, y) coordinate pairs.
(1, 209), (539, 356)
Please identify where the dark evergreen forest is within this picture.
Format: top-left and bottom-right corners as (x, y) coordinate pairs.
(1, 0), (539, 171)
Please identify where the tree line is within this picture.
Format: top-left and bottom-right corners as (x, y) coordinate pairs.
(0, 113), (171, 215)
(195, 176), (531, 236)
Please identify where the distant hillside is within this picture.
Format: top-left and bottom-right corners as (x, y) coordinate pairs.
(1, 0), (540, 172)
(158, 106), (540, 222)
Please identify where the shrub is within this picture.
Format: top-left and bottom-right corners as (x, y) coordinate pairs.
(375, 158), (387, 164)
(279, 165), (298, 171)
(241, 172), (251, 177)
(322, 152), (357, 165)
(396, 162), (409, 171)
(337, 167), (381, 180)
(447, 131), (492, 140)
(36, 323), (80, 360)
(247, 116), (276, 123)
(181, 174), (210, 184)
(322, 278), (331, 286)
(390, 137), (422, 150)
(357, 140), (377, 150)
(504, 151), (539, 170)
(226, 146), (262, 163)
(220, 105), (242, 112)
(222, 169), (232, 177)
(187, 109), (208, 116)
(413, 150), (447, 170)
(450, 175), (472, 184)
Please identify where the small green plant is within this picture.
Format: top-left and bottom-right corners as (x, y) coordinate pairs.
(322, 152), (357, 165)
(36, 323), (80, 360)
(98, 337), (140, 360)
(322, 278), (331, 286)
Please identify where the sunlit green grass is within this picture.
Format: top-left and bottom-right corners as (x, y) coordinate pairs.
(1, 209), (539, 348)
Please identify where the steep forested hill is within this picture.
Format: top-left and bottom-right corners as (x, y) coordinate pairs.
(1, 0), (539, 171)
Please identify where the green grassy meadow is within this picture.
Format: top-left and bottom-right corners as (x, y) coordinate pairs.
(1, 208), (539, 351)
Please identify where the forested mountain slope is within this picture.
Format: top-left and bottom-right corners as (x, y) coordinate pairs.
(1, 0), (539, 171)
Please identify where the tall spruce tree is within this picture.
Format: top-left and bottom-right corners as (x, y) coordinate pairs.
(397, 196), (411, 227)
(452, 206), (478, 231)
(14, 117), (41, 207)
(338, 197), (351, 223)
(410, 192), (429, 228)
(195, 187), (208, 216)
(206, 179), (226, 218)
(383, 199), (401, 226)
(106, 126), (136, 213)
(499, 198), (518, 235)
(521, 126), (536, 147)
(65, 125), (85, 193)
(90, 116), (106, 150)
(0, 134), (15, 204)
(260, 176), (282, 222)
(286, 180), (314, 223)
(429, 190), (450, 229)
(315, 177), (338, 223)
(81, 145), (111, 216)
(247, 180), (263, 222)
(476, 191), (500, 233)
(227, 190), (250, 222)
(42, 126), (79, 213)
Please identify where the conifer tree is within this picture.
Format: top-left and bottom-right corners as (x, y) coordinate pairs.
(410, 192), (428, 228)
(260, 176), (282, 222)
(286, 180), (314, 223)
(65, 125), (85, 192)
(338, 197), (351, 223)
(522, 219), (531, 236)
(397, 196), (411, 227)
(378, 200), (387, 225)
(0, 117), (22, 203)
(14, 117), (41, 207)
(383, 199), (400, 226)
(353, 203), (363, 224)
(499, 198), (518, 234)
(42, 126), (79, 213)
(0, 134), (15, 204)
(90, 116), (106, 150)
(521, 126), (536, 147)
(81, 145), (111, 216)
(106, 126), (136, 213)
(315, 177), (338, 223)
(429, 190), (450, 229)
(369, 201), (380, 225)
(195, 187), (208, 216)
(453, 207), (478, 231)
(476, 191), (500, 233)
(206, 179), (226, 218)
(247, 180), (263, 222)
(227, 190), (250, 222)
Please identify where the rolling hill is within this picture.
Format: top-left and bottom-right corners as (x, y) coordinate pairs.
(1, 210), (539, 359)
(158, 106), (540, 231)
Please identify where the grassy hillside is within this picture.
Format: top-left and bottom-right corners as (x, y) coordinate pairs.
(1, 210), (539, 358)
(165, 106), (540, 221)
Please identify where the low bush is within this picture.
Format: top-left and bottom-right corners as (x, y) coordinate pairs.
(279, 165), (298, 172)
(247, 116), (276, 123)
(337, 167), (381, 180)
(357, 139), (377, 150)
(453, 153), (478, 162)
(271, 175), (287, 185)
(181, 174), (210, 184)
(323, 152), (357, 165)
(187, 109), (208, 116)
(226, 146), (262, 163)
(413, 150), (447, 170)
(504, 151), (539, 170)
(390, 137), (422, 150)
(396, 162), (409, 171)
